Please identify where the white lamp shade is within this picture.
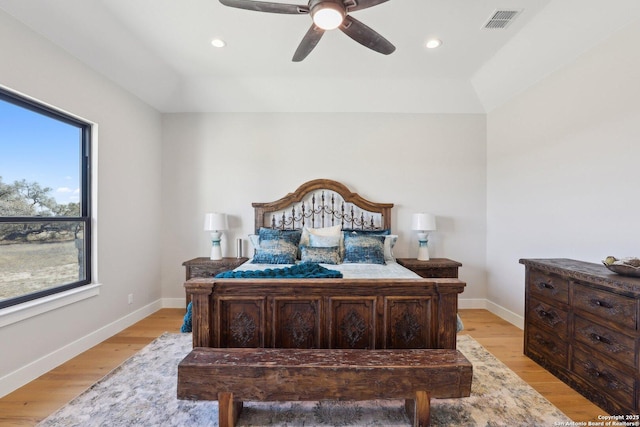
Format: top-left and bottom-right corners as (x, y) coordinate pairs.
(411, 213), (436, 231)
(204, 213), (228, 231)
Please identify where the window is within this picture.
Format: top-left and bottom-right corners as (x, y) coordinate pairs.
(0, 88), (92, 309)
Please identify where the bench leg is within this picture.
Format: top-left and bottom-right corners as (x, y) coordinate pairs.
(405, 391), (431, 427)
(218, 392), (243, 427)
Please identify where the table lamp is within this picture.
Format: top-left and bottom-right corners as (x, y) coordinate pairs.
(204, 213), (228, 260)
(411, 213), (436, 261)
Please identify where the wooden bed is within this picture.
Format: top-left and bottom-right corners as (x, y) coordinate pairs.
(185, 179), (466, 350)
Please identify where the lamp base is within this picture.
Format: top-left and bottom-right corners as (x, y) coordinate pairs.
(210, 231), (223, 260)
(417, 246), (430, 261)
(416, 232), (430, 261)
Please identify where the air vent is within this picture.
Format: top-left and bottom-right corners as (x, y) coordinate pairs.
(483, 10), (521, 29)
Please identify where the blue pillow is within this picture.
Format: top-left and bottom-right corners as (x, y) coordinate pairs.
(258, 227), (301, 245)
(300, 246), (341, 264)
(252, 239), (297, 264)
(343, 234), (386, 265)
(342, 228), (391, 236)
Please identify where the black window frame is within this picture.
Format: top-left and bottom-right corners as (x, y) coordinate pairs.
(0, 87), (92, 309)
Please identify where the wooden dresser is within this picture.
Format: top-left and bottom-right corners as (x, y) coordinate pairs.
(520, 258), (640, 415)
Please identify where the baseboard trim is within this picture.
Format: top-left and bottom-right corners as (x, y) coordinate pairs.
(484, 299), (524, 329)
(160, 297), (186, 309)
(458, 298), (488, 309)
(0, 300), (161, 398)
(459, 297), (524, 330)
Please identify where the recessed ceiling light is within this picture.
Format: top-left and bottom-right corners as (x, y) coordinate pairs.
(425, 39), (442, 49)
(211, 38), (226, 48)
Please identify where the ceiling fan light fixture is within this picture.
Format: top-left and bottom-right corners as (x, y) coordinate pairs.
(311, 3), (345, 30)
(218, 0), (394, 60)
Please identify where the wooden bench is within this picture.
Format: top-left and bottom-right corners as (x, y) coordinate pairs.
(177, 347), (473, 427)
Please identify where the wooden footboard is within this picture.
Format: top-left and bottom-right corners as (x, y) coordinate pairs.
(185, 277), (464, 350)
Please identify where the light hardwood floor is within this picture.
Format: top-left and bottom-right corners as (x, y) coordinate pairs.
(0, 308), (605, 426)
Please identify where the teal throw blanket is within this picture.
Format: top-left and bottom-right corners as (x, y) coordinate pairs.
(214, 262), (343, 279)
(181, 262), (342, 332)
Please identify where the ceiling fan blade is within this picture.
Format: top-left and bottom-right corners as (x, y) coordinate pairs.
(339, 15), (395, 55)
(292, 24), (325, 62)
(342, 0), (389, 12)
(219, 0), (309, 14)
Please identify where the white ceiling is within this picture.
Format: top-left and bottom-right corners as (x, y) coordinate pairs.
(1, 0), (640, 113)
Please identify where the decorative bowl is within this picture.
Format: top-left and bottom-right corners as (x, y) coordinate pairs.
(602, 256), (640, 277)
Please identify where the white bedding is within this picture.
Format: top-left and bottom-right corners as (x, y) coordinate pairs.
(235, 259), (421, 279)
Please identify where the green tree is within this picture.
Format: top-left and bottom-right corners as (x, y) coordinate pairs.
(0, 176), (27, 216)
(0, 176), (78, 242)
(13, 179), (56, 215)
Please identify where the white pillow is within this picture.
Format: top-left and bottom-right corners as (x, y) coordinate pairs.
(309, 233), (341, 248)
(299, 225), (342, 247)
(248, 234), (260, 250)
(384, 235), (398, 261)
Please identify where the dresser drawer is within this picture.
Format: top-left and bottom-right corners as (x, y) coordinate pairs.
(526, 323), (568, 367)
(527, 297), (568, 337)
(528, 270), (569, 305)
(573, 283), (637, 331)
(189, 265), (227, 278)
(574, 315), (635, 369)
(573, 345), (635, 410)
(413, 267), (459, 278)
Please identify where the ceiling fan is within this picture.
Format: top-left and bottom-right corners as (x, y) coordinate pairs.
(219, 0), (395, 61)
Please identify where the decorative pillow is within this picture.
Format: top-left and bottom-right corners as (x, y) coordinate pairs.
(343, 229), (393, 261)
(342, 228), (391, 236)
(299, 225), (342, 247)
(251, 239), (297, 264)
(248, 234), (260, 250)
(309, 233), (341, 248)
(300, 246), (341, 264)
(384, 235), (398, 262)
(258, 227), (302, 246)
(343, 234), (386, 265)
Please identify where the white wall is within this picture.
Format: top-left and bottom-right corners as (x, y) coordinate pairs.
(486, 20), (640, 327)
(160, 113), (488, 306)
(0, 11), (163, 395)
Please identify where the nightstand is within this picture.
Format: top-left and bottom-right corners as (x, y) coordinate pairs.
(182, 257), (248, 307)
(396, 258), (462, 278)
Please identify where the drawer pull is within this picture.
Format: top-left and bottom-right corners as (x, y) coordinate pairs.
(590, 333), (612, 345)
(538, 309), (554, 318)
(591, 299), (613, 309)
(538, 282), (555, 290)
(536, 309), (558, 324)
(583, 364), (619, 389)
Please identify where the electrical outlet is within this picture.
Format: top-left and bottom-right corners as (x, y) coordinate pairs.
(128, 294), (133, 305)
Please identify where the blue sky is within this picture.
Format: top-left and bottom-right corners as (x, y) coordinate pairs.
(0, 98), (81, 205)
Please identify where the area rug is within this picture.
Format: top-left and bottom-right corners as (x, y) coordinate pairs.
(37, 333), (571, 427)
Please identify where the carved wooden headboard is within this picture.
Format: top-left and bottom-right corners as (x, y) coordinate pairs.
(252, 179), (393, 233)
